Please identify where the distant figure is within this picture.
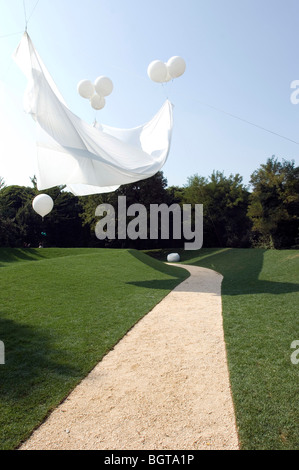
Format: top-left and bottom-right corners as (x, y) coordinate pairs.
(38, 242), (43, 248)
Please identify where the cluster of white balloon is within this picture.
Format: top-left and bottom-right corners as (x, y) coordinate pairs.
(77, 76), (114, 110)
(76, 56), (185, 111)
(147, 56), (186, 83)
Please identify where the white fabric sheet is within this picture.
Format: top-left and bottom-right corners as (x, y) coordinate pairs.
(14, 33), (173, 196)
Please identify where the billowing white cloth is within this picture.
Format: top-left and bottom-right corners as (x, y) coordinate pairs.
(13, 33), (173, 196)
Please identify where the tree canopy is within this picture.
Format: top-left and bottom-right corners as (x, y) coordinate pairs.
(0, 156), (298, 249)
(248, 157), (299, 248)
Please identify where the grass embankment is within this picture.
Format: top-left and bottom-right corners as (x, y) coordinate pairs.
(0, 248), (189, 450)
(146, 248), (299, 450)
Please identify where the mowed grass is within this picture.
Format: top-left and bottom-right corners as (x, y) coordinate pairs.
(0, 248), (189, 450)
(146, 248), (299, 450)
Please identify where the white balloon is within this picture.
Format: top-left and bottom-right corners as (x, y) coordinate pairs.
(77, 79), (95, 99)
(32, 194), (54, 218)
(167, 253), (180, 262)
(90, 94), (106, 110)
(147, 60), (168, 83)
(94, 76), (113, 97)
(167, 56), (186, 79)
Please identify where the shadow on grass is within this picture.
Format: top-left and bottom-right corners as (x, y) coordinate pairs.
(0, 248), (45, 267)
(127, 278), (190, 291)
(144, 248), (299, 296)
(128, 249), (190, 278)
(0, 316), (82, 449)
(197, 248), (299, 296)
(0, 317), (79, 403)
(126, 249), (190, 291)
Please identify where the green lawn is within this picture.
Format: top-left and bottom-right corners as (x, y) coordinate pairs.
(146, 248), (299, 450)
(1, 247), (298, 450)
(0, 248), (189, 450)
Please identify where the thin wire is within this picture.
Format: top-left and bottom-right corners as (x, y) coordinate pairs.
(161, 83), (169, 100)
(23, 0), (28, 30)
(195, 98), (299, 145)
(0, 1), (40, 40)
(0, 31), (24, 39)
(7, 1), (299, 148)
(0, 1), (40, 83)
(26, 0), (40, 24)
(161, 79), (175, 101)
(93, 110), (98, 127)
(23, 0), (41, 30)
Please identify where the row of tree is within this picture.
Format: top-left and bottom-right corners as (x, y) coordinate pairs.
(0, 156), (298, 249)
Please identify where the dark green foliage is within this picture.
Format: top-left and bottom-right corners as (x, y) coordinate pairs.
(79, 171), (173, 249)
(0, 182), (89, 248)
(1, 156), (298, 249)
(183, 171), (251, 248)
(248, 157), (299, 248)
(0, 185), (35, 247)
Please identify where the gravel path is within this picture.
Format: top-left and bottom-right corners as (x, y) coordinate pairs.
(20, 264), (239, 450)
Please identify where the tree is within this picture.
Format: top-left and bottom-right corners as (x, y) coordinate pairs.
(248, 157), (299, 248)
(166, 185), (186, 206)
(184, 171), (251, 247)
(79, 171), (171, 248)
(46, 190), (89, 247)
(0, 180), (90, 248)
(0, 185), (35, 246)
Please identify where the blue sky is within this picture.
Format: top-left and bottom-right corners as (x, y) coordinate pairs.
(0, 0), (299, 190)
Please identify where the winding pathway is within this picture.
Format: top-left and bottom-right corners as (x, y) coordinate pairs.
(20, 264), (239, 450)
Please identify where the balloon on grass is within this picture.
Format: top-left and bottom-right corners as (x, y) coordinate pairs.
(167, 253), (180, 262)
